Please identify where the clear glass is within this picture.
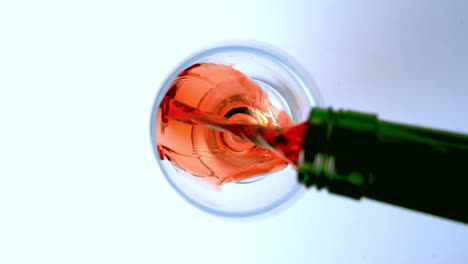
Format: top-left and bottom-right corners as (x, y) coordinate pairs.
(150, 44), (321, 217)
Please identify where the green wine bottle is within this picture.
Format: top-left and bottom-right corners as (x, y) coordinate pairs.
(298, 108), (468, 223)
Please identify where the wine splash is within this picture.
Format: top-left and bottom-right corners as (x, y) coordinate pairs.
(155, 63), (306, 185)
(165, 98), (307, 165)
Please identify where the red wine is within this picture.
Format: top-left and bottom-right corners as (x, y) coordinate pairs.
(155, 63), (303, 185)
(165, 98), (307, 165)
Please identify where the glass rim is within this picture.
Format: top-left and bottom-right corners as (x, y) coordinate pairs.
(150, 44), (319, 217)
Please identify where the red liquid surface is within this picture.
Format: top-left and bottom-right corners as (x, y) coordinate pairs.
(155, 63), (307, 185)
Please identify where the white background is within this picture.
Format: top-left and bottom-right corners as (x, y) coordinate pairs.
(1, 0), (467, 263)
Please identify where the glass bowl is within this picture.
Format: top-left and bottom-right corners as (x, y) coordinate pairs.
(150, 43), (321, 217)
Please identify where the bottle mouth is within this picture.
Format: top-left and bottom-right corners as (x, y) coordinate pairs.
(150, 42), (321, 218)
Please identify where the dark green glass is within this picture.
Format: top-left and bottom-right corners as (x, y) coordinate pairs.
(298, 108), (468, 223)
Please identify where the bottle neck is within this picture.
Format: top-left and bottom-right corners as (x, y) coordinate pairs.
(299, 107), (468, 223)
